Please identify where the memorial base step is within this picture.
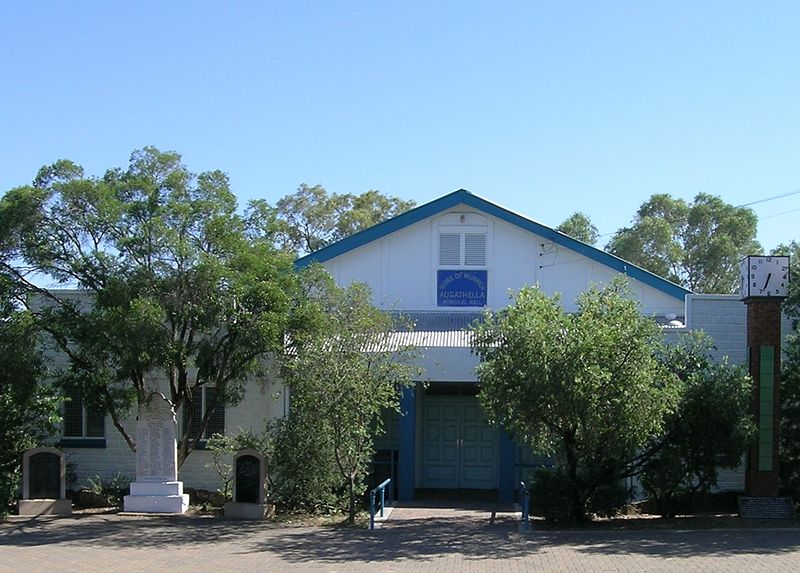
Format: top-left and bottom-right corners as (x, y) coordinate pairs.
(224, 501), (274, 520)
(129, 481), (184, 497)
(17, 498), (72, 516)
(123, 494), (189, 514)
(124, 481), (189, 513)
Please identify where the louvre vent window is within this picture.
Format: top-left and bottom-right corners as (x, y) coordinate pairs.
(438, 227), (487, 267)
(464, 233), (486, 266)
(439, 233), (461, 265)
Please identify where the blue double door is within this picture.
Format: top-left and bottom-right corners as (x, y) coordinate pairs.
(421, 395), (498, 490)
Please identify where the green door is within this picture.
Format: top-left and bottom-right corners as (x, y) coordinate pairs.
(422, 396), (498, 489)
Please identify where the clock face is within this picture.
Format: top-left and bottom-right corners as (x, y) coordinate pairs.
(740, 255), (790, 299)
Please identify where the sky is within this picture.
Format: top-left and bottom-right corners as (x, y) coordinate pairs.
(2, 1), (799, 251)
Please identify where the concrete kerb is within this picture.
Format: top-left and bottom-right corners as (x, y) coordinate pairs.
(369, 505), (395, 529)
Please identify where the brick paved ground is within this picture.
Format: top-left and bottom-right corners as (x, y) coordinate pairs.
(2, 504), (800, 573)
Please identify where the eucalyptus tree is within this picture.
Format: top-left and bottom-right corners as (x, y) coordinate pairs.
(773, 241), (800, 500)
(473, 279), (679, 521)
(278, 273), (418, 523)
(607, 193), (760, 293)
(0, 147), (298, 466)
(272, 184), (415, 255)
(0, 285), (61, 514)
(557, 211), (599, 245)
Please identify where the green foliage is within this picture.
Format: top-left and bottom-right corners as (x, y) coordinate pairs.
(606, 193), (761, 293)
(530, 467), (575, 522)
(774, 242), (800, 504)
(273, 184), (415, 254)
(0, 294), (61, 516)
(531, 467), (630, 522)
(206, 428), (274, 500)
(780, 331), (800, 503)
(557, 211), (599, 245)
(277, 274), (418, 523)
(85, 473), (131, 508)
(772, 241), (800, 322)
(474, 278), (679, 521)
(0, 147), (298, 467)
(271, 416), (346, 513)
(641, 332), (754, 517)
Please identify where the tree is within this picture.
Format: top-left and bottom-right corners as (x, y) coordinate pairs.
(473, 278), (680, 521)
(780, 327), (800, 503)
(557, 211), (599, 245)
(277, 272), (418, 523)
(775, 241), (800, 501)
(640, 332), (754, 516)
(772, 241), (800, 320)
(272, 184), (416, 255)
(606, 193), (761, 293)
(0, 147), (298, 467)
(0, 285), (61, 515)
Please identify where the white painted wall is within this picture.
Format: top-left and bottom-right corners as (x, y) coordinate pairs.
(58, 371), (287, 493)
(323, 204), (685, 317)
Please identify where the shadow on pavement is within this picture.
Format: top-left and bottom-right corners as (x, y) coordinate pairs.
(247, 516), (800, 565)
(3, 511), (800, 565)
(248, 514), (529, 563)
(0, 515), (275, 548)
(560, 529), (800, 559)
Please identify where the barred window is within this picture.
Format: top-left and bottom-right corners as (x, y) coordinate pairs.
(63, 388), (105, 438)
(183, 386), (225, 441)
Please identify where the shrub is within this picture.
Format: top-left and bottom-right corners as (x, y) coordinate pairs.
(530, 467), (629, 522)
(206, 427), (273, 501)
(84, 473), (131, 508)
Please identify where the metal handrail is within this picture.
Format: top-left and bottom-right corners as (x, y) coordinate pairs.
(369, 478), (391, 530)
(520, 481), (531, 531)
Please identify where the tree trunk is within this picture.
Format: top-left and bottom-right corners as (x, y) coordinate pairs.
(348, 474), (356, 524)
(564, 443), (586, 522)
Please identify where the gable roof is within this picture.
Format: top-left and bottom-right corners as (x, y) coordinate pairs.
(296, 189), (691, 301)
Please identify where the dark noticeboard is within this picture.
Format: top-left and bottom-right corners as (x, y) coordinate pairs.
(437, 270), (487, 307)
(235, 455), (261, 504)
(738, 496), (795, 519)
(29, 452), (61, 499)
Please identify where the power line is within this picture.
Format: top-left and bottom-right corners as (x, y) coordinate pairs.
(575, 188), (799, 241)
(761, 206), (800, 220)
(737, 188), (800, 208)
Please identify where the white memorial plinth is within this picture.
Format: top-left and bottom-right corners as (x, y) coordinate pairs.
(123, 394), (189, 514)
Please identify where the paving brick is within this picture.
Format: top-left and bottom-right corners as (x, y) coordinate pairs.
(2, 509), (800, 573)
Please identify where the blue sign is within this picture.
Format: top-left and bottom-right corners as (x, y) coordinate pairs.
(437, 270), (488, 307)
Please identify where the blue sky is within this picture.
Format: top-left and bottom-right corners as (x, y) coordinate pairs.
(2, 1), (798, 250)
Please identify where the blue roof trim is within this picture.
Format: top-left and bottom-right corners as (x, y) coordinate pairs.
(295, 189), (691, 301)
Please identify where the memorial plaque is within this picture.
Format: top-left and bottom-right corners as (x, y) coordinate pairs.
(19, 447), (70, 515)
(28, 452), (61, 499)
(124, 392), (189, 513)
(235, 455), (261, 504)
(738, 496), (795, 519)
(135, 394), (177, 482)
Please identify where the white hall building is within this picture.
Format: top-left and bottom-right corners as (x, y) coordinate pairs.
(59, 189), (779, 502)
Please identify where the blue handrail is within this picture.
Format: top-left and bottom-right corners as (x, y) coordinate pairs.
(520, 481), (531, 531)
(369, 478), (392, 530)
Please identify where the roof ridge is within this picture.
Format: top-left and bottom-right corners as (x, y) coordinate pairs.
(296, 189), (691, 301)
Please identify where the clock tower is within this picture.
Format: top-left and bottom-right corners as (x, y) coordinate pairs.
(740, 255), (790, 496)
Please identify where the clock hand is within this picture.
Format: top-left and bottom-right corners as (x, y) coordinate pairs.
(763, 273), (771, 291)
